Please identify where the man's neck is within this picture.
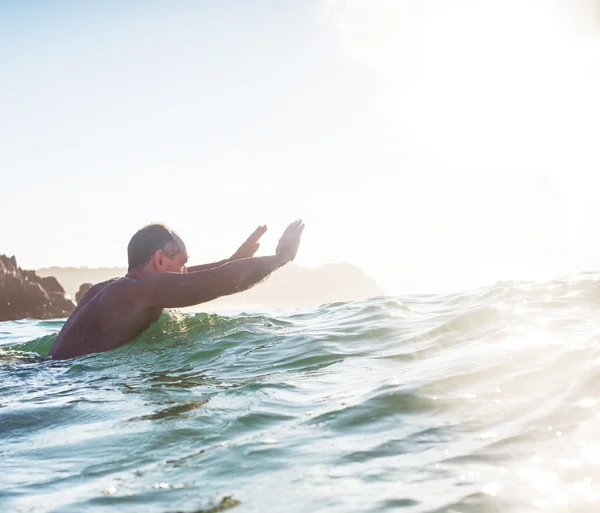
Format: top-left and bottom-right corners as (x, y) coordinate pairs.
(126, 267), (153, 279)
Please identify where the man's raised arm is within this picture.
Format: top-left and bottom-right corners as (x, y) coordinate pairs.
(134, 221), (303, 309)
(135, 255), (285, 308)
(185, 259), (228, 273)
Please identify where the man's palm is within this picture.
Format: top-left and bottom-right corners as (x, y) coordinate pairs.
(276, 220), (305, 263)
(230, 225), (267, 260)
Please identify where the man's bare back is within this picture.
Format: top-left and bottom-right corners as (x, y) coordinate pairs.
(49, 221), (304, 360)
(49, 278), (163, 359)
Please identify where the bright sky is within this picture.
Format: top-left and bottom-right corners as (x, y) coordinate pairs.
(2, 0), (600, 294)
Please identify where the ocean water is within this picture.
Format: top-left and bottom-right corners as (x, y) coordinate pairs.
(3, 275), (600, 513)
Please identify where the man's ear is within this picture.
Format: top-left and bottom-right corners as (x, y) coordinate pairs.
(153, 250), (164, 270)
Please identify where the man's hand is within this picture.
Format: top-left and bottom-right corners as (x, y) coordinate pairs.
(276, 220), (305, 264)
(230, 225), (267, 261)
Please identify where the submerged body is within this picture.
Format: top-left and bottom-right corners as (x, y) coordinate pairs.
(49, 278), (162, 359)
(50, 221), (304, 360)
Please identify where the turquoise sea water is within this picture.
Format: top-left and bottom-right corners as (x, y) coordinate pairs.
(3, 276), (600, 512)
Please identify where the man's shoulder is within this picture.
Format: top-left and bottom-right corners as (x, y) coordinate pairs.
(94, 277), (121, 288)
(96, 276), (134, 293)
(96, 276), (150, 303)
(87, 277), (125, 296)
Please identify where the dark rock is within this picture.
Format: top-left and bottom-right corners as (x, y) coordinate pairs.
(76, 283), (93, 304)
(27, 282), (49, 301)
(40, 276), (65, 294)
(0, 255), (16, 275)
(0, 255), (75, 322)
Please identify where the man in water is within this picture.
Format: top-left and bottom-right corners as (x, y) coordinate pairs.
(49, 220), (304, 359)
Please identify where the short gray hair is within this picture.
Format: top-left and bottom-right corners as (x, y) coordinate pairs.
(127, 224), (183, 271)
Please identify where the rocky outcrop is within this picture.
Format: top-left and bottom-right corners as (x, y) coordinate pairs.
(0, 255), (75, 322)
(76, 283), (93, 303)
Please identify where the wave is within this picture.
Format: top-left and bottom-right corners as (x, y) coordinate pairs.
(2, 274), (600, 512)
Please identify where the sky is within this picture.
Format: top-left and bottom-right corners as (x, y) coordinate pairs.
(1, 0), (600, 294)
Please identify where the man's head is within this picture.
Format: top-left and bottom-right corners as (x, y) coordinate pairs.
(127, 224), (188, 274)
